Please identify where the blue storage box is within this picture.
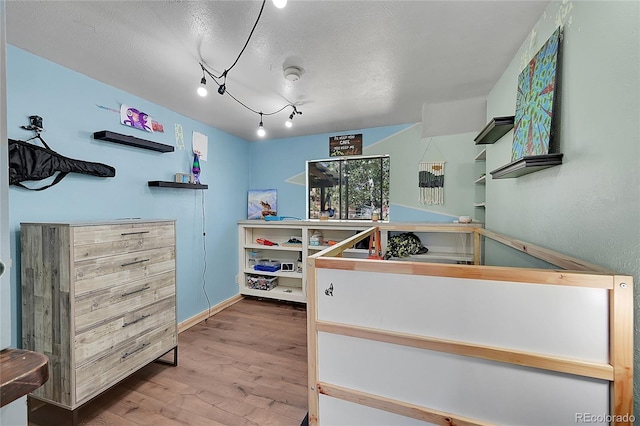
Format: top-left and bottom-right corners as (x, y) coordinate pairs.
(254, 260), (281, 272)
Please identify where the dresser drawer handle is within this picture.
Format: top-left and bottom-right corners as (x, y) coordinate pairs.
(120, 231), (150, 236)
(121, 285), (150, 297)
(122, 314), (151, 328)
(121, 258), (150, 267)
(121, 342), (149, 359)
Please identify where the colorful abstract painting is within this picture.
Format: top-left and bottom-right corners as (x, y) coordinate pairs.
(512, 28), (561, 160)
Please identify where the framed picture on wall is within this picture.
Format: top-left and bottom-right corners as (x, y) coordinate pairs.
(248, 189), (277, 220)
(512, 27), (562, 160)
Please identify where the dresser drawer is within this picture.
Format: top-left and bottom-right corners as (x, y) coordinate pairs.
(75, 270), (175, 333)
(73, 222), (174, 261)
(75, 296), (176, 367)
(75, 323), (176, 404)
(74, 246), (175, 296)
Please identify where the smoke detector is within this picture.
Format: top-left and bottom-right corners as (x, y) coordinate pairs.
(284, 66), (304, 81)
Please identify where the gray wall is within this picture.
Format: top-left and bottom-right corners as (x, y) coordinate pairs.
(484, 0), (639, 413)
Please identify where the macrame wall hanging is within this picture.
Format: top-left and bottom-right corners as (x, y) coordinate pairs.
(418, 138), (446, 205)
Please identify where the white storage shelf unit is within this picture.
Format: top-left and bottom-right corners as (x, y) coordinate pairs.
(239, 221), (306, 303)
(238, 221), (480, 304)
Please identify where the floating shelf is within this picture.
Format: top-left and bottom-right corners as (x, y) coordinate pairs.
(474, 175), (486, 185)
(474, 149), (487, 161)
(474, 116), (515, 145)
(94, 130), (174, 153)
(148, 181), (208, 189)
(490, 153), (563, 179)
(474, 202), (486, 208)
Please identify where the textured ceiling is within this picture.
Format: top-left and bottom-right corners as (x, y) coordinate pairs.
(6, 1), (549, 142)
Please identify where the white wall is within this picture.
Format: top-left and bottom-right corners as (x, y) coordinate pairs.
(484, 0), (640, 413)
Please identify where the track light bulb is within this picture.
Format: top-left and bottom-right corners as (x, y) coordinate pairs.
(197, 76), (207, 97)
(272, 0), (287, 8)
(285, 112), (294, 128)
(257, 115), (266, 137)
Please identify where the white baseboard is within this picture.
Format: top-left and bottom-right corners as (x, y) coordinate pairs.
(178, 294), (244, 333)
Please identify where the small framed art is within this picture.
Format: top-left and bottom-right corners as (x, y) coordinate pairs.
(248, 189), (277, 219)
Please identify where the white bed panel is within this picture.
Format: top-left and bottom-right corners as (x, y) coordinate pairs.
(316, 269), (609, 362)
(318, 332), (609, 426)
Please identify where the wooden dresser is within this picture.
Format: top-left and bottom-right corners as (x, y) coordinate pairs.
(21, 219), (177, 413)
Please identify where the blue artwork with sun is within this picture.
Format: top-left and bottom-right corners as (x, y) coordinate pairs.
(512, 28), (561, 161)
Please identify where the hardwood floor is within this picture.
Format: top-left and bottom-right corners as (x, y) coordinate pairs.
(29, 297), (308, 426)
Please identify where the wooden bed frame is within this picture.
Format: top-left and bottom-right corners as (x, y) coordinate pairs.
(306, 225), (633, 425)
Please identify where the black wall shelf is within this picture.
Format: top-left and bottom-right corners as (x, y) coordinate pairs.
(474, 116), (515, 145)
(490, 153), (563, 179)
(94, 130), (174, 153)
(148, 181), (208, 189)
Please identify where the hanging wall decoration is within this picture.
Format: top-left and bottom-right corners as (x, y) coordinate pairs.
(97, 104), (164, 132)
(120, 104), (153, 132)
(512, 27), (561, 160)
(418, 137), (445, 205)
(329, 134), (362, 157)
(175, 124), (185, 150)
(419, 162), (445, 205)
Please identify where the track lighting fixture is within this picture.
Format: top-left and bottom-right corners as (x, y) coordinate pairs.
(257, 113), (266, 137)
(285, 106), (302, 128)
(196, 0), (303, 138)
(197, 75), (207, 97)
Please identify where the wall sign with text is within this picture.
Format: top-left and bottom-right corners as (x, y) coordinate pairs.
(329, 134), (362, 156)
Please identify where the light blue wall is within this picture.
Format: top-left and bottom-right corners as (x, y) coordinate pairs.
(6, 46), (251, 346)
(5, 45), (481, 351)
(484, 0), (640, 414)
(248, 123), (478, 222)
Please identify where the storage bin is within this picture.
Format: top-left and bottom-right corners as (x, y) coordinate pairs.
(246, 275), (278, 291)
(254, 259), (281, 272)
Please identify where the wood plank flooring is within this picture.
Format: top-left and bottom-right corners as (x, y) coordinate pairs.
(28, 297), (308, 426)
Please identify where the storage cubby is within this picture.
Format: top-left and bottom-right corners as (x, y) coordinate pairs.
(306, 226), (371, 258)
(385, 230), (474, 264)
(474, 148), (487, 222)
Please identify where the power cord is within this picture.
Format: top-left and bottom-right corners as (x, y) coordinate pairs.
(201, 190), (212, 321)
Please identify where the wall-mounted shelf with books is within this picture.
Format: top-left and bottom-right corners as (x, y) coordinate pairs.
(490, 153), (563, 179)
(148, 181), (208, 189)
(474, 116), (515, 145)
(94, 130), (174, 153)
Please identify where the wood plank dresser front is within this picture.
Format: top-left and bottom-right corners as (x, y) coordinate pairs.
(21, 219), (177, 413)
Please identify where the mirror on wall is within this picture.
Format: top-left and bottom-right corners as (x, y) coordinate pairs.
(306, 155), (390, 220)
